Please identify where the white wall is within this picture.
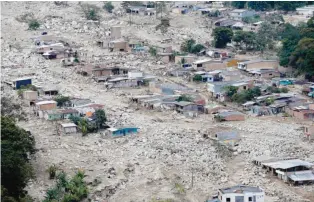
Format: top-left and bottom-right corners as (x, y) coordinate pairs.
(221, 192), (264, 202)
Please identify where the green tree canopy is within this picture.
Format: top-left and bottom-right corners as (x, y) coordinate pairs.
(95, 109), (107, 130)
(233, 30), (256, 50)
(180, 39), (196, 53)
(54, 95), (70, 107)
(212, 27), (233, 48)
(248, 1), (272, 11)
(231, 1), (247, 9)
(103, 2), (114, 13)
(1, 116), (36, 199)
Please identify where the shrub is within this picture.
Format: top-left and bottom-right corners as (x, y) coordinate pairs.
(280, 87), (289, 93)
(149, 47), (157, 57)
(28, 20), (40, 30)
(46, 165), (58, 179)
(103, 2), (114, 13)
(81, 4), (100, 21)
(193, 74), (203, 82)
(223, 86), (238, 97)
(54, 95), (70, 107)
(214, 115), (224, 122)
(176, 95), (193, 102)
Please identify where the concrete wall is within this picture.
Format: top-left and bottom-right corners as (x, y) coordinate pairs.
(204, 62), (226, 71)
(92, 69), (111, 77)
(224, 114), (245, 121)
(23, 91), (38, 100)
(220, 192), (264, 202)
(246, 61), (278, 70)
(175, 56), (195, 64)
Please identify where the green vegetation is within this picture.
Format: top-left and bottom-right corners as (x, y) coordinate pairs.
(95, 109), (107, 130)
(176, 95), (193, 102)
(180, 39), (205, 54)
(43, 170), (88, 202)
(69, 116), (98, 135)
(17, 84), (37, 98)
(265, 97), (275, 106)
(231, 1), (311, 12)
(103, 2), (114, 13)
(224, 86), (261, 104)
(174, 183), (185, 194)
(267, 86), (289, 93)
(46, 165), (58, 179)
(54, 95), (70, 107)
(1, 116), (36, 201)
(150, 198), (174, 202)
(193, 74), (202, 82)
(242, 15), (260, 24)
(149, 46), (157, 57)
(232, 30), (256, 50)
(28, 19), (40, 30)
(81, 4), (100, 21)
(212, 27), (233, 48)
(214, 115), (224, 122)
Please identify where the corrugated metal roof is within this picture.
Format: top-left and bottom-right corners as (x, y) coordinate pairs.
(288, 171), (314, 182)
(220, 185), (263, 194)
(262, 159), (313, 170)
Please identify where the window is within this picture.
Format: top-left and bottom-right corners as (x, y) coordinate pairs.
(50, 48), (53, 50)
(226, 198), (231, 202)
(243, 86), (247, 90)
(248, 196), (252, 201)
(305, 127), (308, 132)
(269, 73), (273, 76)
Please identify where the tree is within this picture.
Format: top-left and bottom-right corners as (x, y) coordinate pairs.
(223, 86), (238, 98)
(149, 47), (157, 57)
(231, 1), (247, 9)
(191, 44), (205, 53)
(54, 95), (70, 107)
(78, 119), (88, 136)
(28, 19), (40, 30)
(255, 22), (277, 53)
(176, 95), (193, 102)
(233, 31), (256, 50)
(1, 116), (36, 199)
(212, 27), (233, 48)
(103, 2), (114, 13)
(180, 39), (196, 53)
(274, 2), (307, 12)
(290, 38), (314, 76)
(46, 165), (58, 179)
(81, 4), (100, 21)
(95, 109), (107, 130)
(307, 17), (314, 28)
(248, 1), (272, 11)
(193, 74), (202, 82)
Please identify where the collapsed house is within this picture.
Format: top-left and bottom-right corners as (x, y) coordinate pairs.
(253, 157), (314, 185)
(105, 126), (139, 137)
(59, 123), (77, 135)
(215, 111), (245, 121)
(214, 131), (240, 147)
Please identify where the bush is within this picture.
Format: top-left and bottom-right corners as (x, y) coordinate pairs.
(54, 95), (70, 107)
(149, 47), (157, 57)
(193, 74), (202, 82)
(46, 165), (58, 179)
(103, 2), (114, 13)
(223, 86), (238, 97)
(28, 20), (40, 30)
(280, 87), (289, 93)
(81, 4), (100, 21)
(180, 39), (205, 54)
(191, 44), (205, 54)
(176, 95), (193, 102)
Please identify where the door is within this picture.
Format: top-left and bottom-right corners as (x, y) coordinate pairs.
(235, 196), (244, 202)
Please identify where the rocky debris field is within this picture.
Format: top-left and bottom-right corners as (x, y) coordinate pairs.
(1, 1), (314, 202)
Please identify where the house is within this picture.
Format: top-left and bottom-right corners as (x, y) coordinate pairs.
(35, 100), (57, 117)
(106, 127), (138, 137)
(208, 185), (265, 202)
(254, 157), (314, 185)
(304, 124), (314, 141)
(105, 77), (140, 88)
(193, 70), (222, 82)
(127, 40), (145, 52)
(126, 6), (146, 14)
(36, 43), (65, 54)
(193, 59), (226, 71)
(43, 109), (79, 121)
(237, 60), (278, 71)
(243, 21), (263, 33)
(230, 9), (255, 21)
(108, 40), (128, 52)
(22, 90), (38, 101)
(157, 52), (174, 63)
(215, 131), (240, 147)
(61, 57), (76, 66)
(207, 80), (253, 98)
(74, 103), (104, 117)
(296, 5), (314, 17)
(36, 85), (59, 96)
(204, 104), (226, 114)
(286, 105), (314, 120)
(220, 70), (242, 81)
(150, 82), (192, 95)
(91, 66), (128, 78)
(247, 69), (280, 79)
(13, 78), (32, 89)
(128, 71), (143, 79)
(172, 5), (189, 15)
(215, 111), (245, 121)
(42, 50), (67, 59)
(59, 123), (77, 135)
(174, 101), (204, 114)
(198, 8), (223, 17)
(192, 59), (213, 70)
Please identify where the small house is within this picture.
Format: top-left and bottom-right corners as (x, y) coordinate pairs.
(109, 40), (128, 52)
(22, 90), (38, 101)
(215, 131), (240, 147)
(59, 123), (77, 135)
(207, 185), (265, 202)
(237, 60), (278, 71)
(13, 78), (32, 90)
(35, 100), (57, 117)
(304, 125), (314, 141)
(230, 9), (255, 21)
(247, 69), (280, 79)
(204, 104), (226, 114)
(106, 127), (138, 137)
(215, 111), (245, 121)
(36, 43), (65, 54)
(175, 101), (204, 114)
